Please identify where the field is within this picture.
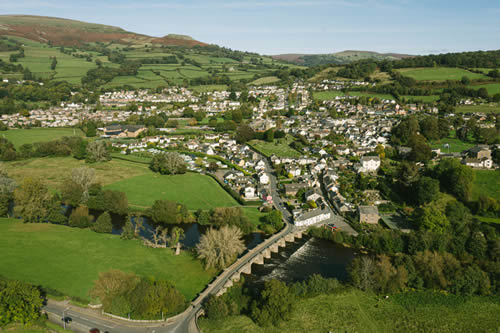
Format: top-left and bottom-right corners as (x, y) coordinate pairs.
(396, 67), (488, 81)
(1, 128), (84, 148)
(472, 169), (500, 201)
(104, 172), (238, 210)
(250, 76), (280, 85)
(199, 289), (500, 333)
(429, 136), (475, 153)
(313, 90), (345, 101)
(455, 104), (500, 114)
(249, 135), (301, 158)
(0, 218), (215, 301)
(347, 91), (394, 100)
(402, 95), (440, 103)
(469, 83), (500, 95)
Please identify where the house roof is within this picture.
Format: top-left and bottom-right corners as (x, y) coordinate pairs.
(358, 205), (379, 215)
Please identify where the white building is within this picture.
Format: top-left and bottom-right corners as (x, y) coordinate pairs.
(259, 173), (270, 185)
(357, 156), (381, 173)
(294, 209), (331, 227)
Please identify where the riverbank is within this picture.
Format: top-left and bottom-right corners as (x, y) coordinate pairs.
(199, 289), (500, 333)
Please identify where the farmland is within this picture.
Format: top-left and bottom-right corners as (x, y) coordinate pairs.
(199, 289), (500, 333)
(429, 136), (475, 153)
(1, 128), (84, 148)
(104, 172), (238, 210)
(0, 218), (214, 302)
(313, 90), (345, 101)
(396, 67), (488, 81)
(472, 169), (500, 201)
(455, 104), (500, 114)
(469, 83), (500, 95)
(249, 135), (301, 158)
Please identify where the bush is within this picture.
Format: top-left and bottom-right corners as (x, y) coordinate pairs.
(93, 211), (113, 233)
(68, 205), (93, 228)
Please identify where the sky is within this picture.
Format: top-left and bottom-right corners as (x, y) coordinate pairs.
(1, 0), (500, 55)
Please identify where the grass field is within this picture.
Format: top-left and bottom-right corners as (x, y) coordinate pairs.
(402, 95), (440, 103)
(104, 172), (238, 210)
(347, 91), (394, 100)
(0, 218), (215, 302)
(249, 136), (301, 158)
(429, 136), (475, 153)
(2, 322), (67, 333)
(250, 76), (280, 85)
(199, 289), (500, 333)
(396, 67), (488, 81)
(191, 85), (228, 92)
(313, 90), (345, 101)
(469, 83), (500, 95)
(2, 128), (84, 148)
(455, 104), (500, 114)
(472, 169), (500, 201)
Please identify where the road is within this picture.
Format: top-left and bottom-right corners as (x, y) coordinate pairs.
(43, 154), (341, 333)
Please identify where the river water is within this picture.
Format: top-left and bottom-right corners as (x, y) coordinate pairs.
(105, 213), (355, 283)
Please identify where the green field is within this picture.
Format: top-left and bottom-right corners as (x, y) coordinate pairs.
(104, 172), (238, 210)
(469, 83), (500, 95)
(250, 76), (280, 86)
(313, 90), (345, 101)
(455, 104), (500, 114)
(429, 136), (475, 153)
(402, 95), (440, 103)
(0, 218), (214, 302)
(472, 170), (500, 201)
(347, 91), (394, 100)
(1, 128), (84, 148)
(191, 85), (228, 92)
(397, 67), (488, 81)
(199, 289), (500, 333)
(249, 136), (301, 158)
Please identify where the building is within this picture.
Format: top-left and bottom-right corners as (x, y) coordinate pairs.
(358, 205), (380, 224)
(357, 156), (381, 173)
(284, 183), (307, 196)
(103, 125), (146, 138)
(467, 145), (492, 160)
(259, 172), (270, 185)
(294, 208), (331, 227)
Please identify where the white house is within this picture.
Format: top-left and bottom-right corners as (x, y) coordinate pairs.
(244, 187), (256, 199)
(259, 172), (270, 185)
(294, 209), (331, 227)
(357, 156), (381, 173)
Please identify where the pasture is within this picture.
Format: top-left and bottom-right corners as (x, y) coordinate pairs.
(250, 76), (280, 85)
(469, 83), (500, 95)
(0, 218), (214, 302)
(249, 135), (301, 158)
(402, 95), (440, 103)
(472, 169), (500, 201)
(455, 104), (500, 114)
(396, 67), (488, 81)
(104, 172), (238, 210)
(199, 289), (500, 333)
(347, 91), (394, 100)
(313, 90), (345, 101)
(429, 136), (474, 153)
(1, 128), (84, 148)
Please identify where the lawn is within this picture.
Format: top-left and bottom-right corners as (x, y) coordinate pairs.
(469, 83), (500, 95)
(429, 136), (475, 153)
(402, 95), (440, 103)
(347, 91), (394, 100)
(313, 90), (345, 101)
(455, 104), (500, 114)
(2, 128), (84, 148)
(199, 289), (500, 333)
(0, 218), (215, 302)
(191, 85), (228, 92)
(104, 172), (239, 210)
(249, 135), (301, 158)
(472, 169), (500, 201)
(396, 67), (488, 81)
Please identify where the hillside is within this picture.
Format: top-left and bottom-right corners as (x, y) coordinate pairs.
(0, 15), (206, 47)
(272, 50), (413, 66)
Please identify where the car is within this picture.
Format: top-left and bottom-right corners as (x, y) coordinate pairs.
(89, 329), (100, 333)
(326, 223), (337, 230)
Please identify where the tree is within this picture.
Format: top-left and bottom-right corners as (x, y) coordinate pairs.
(235, 124), (255, 143)
(204, 294), (229, 320)
(86, 141), (111, 163)
(88, 189), (128, 215)
(412, 176), (440, 205)
(121, 215), (135, 240)
(170, 226), (185, 255)
(349, 256), (375, 291)
(69, 205), (93, 228)
(264, 129), (274, 142)
(149, 152), (187, 175)
(413, 206), (449, 233)
(210, 207), (254, 234)
(196, 225), (245, 270)
(375, 144), (385, 159)
(250, 279), (295, 327)
(50, 57), (57, 70)
(0, 280), (43, 326)
(420, 117), (439, 141)
(262, 210), (284, 232)
(151, 200), (183, 225)
(89, 269), (140, 310)
(93, 211), (113, 233)
(71, 167), (96, 203)
(461, 76), (471, 85)
(434, 158), (474, 202)
(14, 177), (51, 222)
(408, 134), (432, 162)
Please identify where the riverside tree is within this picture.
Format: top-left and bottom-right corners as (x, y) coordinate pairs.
(149, 152), (187, 175)
(196, 225), (245, 270)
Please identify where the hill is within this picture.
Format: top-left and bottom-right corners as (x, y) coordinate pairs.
(0, 15), (206, 47)
(272, 50), (413, 66)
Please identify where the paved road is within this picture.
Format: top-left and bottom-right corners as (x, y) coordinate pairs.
(43, 154), (318, 333)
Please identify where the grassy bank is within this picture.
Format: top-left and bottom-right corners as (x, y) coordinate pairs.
(0, 218), (215, 302)
(472, 169), (500, 200)
(199, 289), (500, 333)
(1, 128), (84, 148)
